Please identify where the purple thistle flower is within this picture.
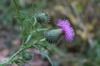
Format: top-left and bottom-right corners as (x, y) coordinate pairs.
(57, 19), (74, 42)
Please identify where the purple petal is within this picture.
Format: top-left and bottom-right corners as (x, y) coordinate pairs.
(57, 19), (74, 42)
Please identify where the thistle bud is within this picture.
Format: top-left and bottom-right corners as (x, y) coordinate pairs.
(35, 12), (49, 25)
(22, 52), (32, 61)
(45, 29), (63, 43)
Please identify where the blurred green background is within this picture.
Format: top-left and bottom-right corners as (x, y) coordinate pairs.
(0, 0), (100, 66)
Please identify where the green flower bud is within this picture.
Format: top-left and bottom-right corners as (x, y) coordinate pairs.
(22, 52), (32, 61)
(35, 12), (49, 25)
(45, 29), (63, 43)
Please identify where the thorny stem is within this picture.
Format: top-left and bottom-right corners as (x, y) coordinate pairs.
(13, 0), (20, 18)
(1, 38), (46, 66)
(13, 0), (24, 45)
(25, 28), (48, 44)
(2, 48), (23, 66)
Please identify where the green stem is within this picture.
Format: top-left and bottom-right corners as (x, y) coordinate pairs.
(2, 48), (23, 66)
(25, 28), (47, 44)
(1, 38), (45, 66)
(13, 0), (20, 18)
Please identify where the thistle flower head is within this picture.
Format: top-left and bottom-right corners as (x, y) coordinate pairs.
(57, 19), (74, 42)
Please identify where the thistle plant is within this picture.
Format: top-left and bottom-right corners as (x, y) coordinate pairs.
(0, 0), (74, 66)
(0, 0), (50, 66)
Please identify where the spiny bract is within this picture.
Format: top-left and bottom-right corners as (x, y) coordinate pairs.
(45, 29), (62, 43)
